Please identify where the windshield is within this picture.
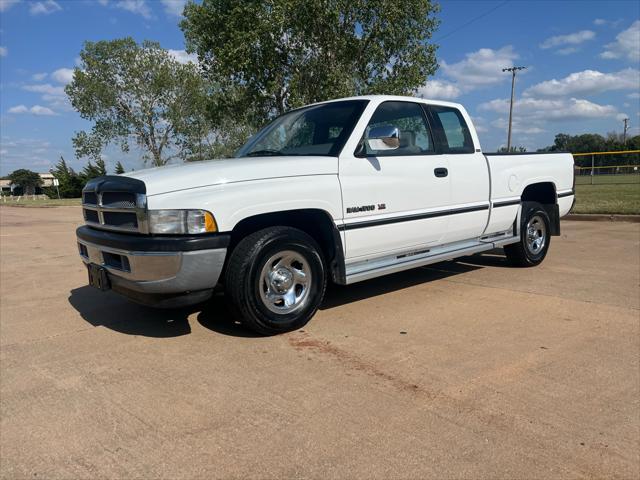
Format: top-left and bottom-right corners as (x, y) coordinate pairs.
(236, 100), (368, 158)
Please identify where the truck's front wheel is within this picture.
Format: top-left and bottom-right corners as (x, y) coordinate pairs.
(224, 226), (327, 335)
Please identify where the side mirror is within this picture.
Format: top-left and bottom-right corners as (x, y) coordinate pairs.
(366, 126), (400, 151)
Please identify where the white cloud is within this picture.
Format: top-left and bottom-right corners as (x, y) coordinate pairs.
(8, 104), (57, 116)
(490, 117), (545, 135)
(115, 0), (151, 19)
(21, 82), (71, 111)
(32, 72), (47, 81)
(97, 0), (108, 5)
(29, 105), (56, 116)
(51, 67), (74, 84)
(540, 30), (595, 49)
(479, 97), (619, 122)
(616, 113), (629, 122)
(441, 46), (519, 88)
(0, 46), (7, 57)
(593, 18), (623, 28)
(8, 105), (29, 114)
(22, 83), (65, 96)
(417, 80), (462, 100)
(524, 69), (640, 97)
(167, 49), (197, 64)
(160, 0), (186, 17)
(29, 0), (62, 15)
(0, 0), (20, 12)
(628, 92), (640, 99)
(601, 20), (640, 62)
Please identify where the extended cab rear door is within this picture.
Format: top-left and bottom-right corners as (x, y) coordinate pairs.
(425, 105), (490, 243)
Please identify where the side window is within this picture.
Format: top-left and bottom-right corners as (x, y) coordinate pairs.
(429, 106), (474, 153)
(362, 101), (434, 156)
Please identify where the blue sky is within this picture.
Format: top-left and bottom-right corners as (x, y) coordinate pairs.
(0, 0), (639, 175)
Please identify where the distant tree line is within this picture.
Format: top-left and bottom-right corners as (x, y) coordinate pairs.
(2, 157), (127, 199)
(538, 132), (640, 168)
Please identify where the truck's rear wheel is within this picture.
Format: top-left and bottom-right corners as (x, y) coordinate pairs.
(504, 202), (551, 267)
(224, 226), (327, 335)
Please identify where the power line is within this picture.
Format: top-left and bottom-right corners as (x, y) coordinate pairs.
(434, 0), (511, 43)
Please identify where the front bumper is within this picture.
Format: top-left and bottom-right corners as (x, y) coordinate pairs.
(76, 226), (229, 307)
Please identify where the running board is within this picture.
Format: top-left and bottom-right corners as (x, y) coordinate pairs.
(345, 235), (519, 284)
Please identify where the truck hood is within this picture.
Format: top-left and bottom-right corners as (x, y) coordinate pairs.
(125, 156), (338, 196)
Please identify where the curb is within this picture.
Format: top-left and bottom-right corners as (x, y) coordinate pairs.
(566, 214), (640, 223)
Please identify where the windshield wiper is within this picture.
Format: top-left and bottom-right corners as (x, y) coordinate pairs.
(245, 149), (284, 157)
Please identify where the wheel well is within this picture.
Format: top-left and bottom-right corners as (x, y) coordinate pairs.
(521, 182), (556, 205)
(226, 209), (346, 284)
(520, 182), (561, 236)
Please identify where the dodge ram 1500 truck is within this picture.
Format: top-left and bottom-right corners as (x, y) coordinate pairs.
(76, 95), (574, 334)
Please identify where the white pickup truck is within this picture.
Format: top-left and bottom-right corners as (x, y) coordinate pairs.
(77, 95), (574, 334)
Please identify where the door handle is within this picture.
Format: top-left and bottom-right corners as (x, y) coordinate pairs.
(434, 167), (448, 178)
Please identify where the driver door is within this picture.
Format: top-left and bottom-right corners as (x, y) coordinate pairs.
(339, 100), (451, 260)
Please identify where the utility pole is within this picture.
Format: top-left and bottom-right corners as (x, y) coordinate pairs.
(502, 66), (526, 151)
(622, 118), (629, 145)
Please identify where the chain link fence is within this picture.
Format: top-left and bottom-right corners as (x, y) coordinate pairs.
(573, 150), (640, 185)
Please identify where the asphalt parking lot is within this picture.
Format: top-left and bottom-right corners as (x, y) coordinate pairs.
(1, 205), (638, 479)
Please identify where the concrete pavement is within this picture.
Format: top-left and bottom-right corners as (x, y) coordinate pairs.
(1, 206), (638, 479)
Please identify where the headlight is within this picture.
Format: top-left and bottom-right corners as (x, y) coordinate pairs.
(148, 209), (217, 234)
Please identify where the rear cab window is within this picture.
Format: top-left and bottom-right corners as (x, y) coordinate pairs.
(427, 105), (475, 154)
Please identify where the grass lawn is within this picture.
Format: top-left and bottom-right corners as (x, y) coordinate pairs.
(0, 197), (82, 207)
(575, 173), (640, 185)
(573, 183), (640, 215)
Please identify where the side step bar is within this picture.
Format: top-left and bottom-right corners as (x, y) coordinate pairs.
(345, 235), (519, 284)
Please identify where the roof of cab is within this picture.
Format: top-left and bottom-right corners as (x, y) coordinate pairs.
(313, 94), (465, 110)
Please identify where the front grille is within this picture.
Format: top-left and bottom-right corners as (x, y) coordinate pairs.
(101, 192), (136, 208)
(84, 209), (99, 223)
(82, 176), (147, 234)
(102, 211), (138, 229)
(83, 192), (98, 205)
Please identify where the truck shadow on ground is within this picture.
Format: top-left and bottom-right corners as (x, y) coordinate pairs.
(69, 250), (509, 338)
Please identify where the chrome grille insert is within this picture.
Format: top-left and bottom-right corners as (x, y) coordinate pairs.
(101, 191), (136, 208)
(82, 176), (148, 234)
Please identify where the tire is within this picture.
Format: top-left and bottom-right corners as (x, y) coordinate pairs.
(224, 226), (327, 335)
(504, 202), (551, 267)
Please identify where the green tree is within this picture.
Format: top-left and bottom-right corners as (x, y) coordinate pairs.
(538, 132), (640, 168)
(114, 161), (126, 174)
(66, 38), (220, 166)
(48, 157), (84, 198)
(81, 161), (104, 181)
(181, 0), (439, 125)
(7, 169), (42, 195)
(95, 158), (107, 176)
